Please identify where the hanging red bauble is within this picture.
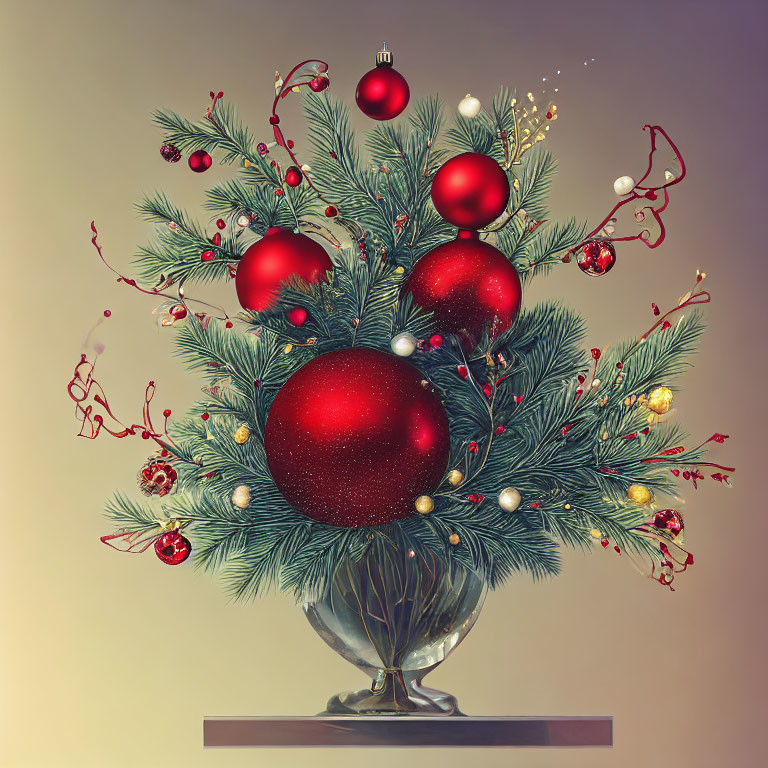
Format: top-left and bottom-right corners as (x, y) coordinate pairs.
(160, 144), (181, 163)
(154, 531), (192, 565)
(234, 227), (333, 311)
(407, 230), (522, 347)
(576, 239), (616, 276)
(188, 149), (212, 173)
(355, 43), (410, 121)
(138, 460), (177, 497)
(264, 348), (450, 527)
(284, 166), (303, 187)
(309, 75), (329, 93)
(653, 509), (684, 538)
(431, 153), (510, 230)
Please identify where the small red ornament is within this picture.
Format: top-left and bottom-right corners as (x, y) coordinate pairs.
(154, 531), (191, 565)
(309, 75), (330, 92)
(235, 227), (333, 311)
(163, 408), (172, 417)
(284, 166), (303, 187)
(201, 412), (210, 421)
(408, 230), (522, 348)
(188, 149), (212, 173)
(103, 309), (111, 317)
(201, 250), (215, 262)
(160, 144), (181, 163)
(468, 493), (484, 504)
(576, 240), (616, 276)
(653, 509), (684, 538)
(269, 115), (280, 125)
(325, 206), (338, 217)
(264, 348), (450, 527)
(430, 153), (510, 230)
(355, 43), (410, 121)
(429, 334), (443, 349)
(138, 460), (177, 497)
(216, 218), (226, 229)
(169, 304), (187, 320)
(287, 307), (308, 326)
(212, 232), (222, 246)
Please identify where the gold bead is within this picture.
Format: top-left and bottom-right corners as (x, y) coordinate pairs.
(498, 487), (522, 512)
(284, 344), (293, 354)
(447, 469), (464, 487)
(414, 495), (434, 514)
(394, 266), (405, 274)
(590, 528), (602, 539)
(626, 483), (653, 505)
(564, 503), (571, 510)
(234, 425), (251, 444)
(232, 485), (250, 509)
(646, 386), (673, 415)
(449, 533), (460, 546)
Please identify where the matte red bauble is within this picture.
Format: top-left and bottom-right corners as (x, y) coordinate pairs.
(355, 45), (409, 121)
(188, 149), (212, 173)
(264, 348), (450, 527)
(284, 166), (303, 187)
(431, 153), (510, 230)
(408, 230), (522, 347)
(235, 227), (333, 311)
(576, 239), (616, 276)
(154, 531), (192, 565)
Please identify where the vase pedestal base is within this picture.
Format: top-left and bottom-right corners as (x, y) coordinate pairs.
(324, 671), (462, 716)
(203, 715), (613, 747)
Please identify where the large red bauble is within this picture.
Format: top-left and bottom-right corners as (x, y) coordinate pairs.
(356, 65), (410, 121)
(408, 230), (522, 346)
(264, 348), (449, 527)
(431, 153), (510, 230)
(235, 227), (333, 311)
(154, 531), (192, 565)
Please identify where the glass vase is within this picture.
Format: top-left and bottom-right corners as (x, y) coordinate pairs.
(302, 535), (486, 716)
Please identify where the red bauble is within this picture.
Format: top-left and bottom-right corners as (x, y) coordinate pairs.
(235, 227), (333, 311)
(188, 149), (212, 173)
(576, 239), (616, 276)
(407, 230), (522, 347)
(355, 46), (409, 121)
(264, 348), (449, 527)
(154, 531), (191, 565)
(431, 153), (510, 230)
(309, 75), (329, 93)
(284, 166), (303, 187)
(653, 509), (684, 538)
(287, 307), (307, 326)
(138, 460), (177, 497)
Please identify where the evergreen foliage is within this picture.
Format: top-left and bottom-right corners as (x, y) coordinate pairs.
(106, 87), (711, 599)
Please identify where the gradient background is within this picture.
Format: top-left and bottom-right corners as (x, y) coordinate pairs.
(1, 0), (766, 765)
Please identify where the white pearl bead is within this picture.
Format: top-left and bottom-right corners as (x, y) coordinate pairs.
(458, 93), (482, 118)
(498, 487), (522, 512)
(232, 485), (251, 509)
(390, 332), (417, 357)
(613, 175), (636, 196)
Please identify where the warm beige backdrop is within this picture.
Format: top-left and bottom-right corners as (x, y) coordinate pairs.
(1, 0), (765, 765)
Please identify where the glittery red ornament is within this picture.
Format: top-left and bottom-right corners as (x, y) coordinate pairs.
(653, 509), (684, 537)
(430, 153), (510, 230)
(160, 144), (181, 163)
(284, 166), (303, 187)
(576, 240), (616, 276)
(325, 205), (338, 217)
(138, 460), (177, 497)
(188, 149), (212, 173)
(169, 304), (187, 320)
(355, 44), (409, 121)
(408, 230), (522, 347)
(235, 227), (333, 311)
(264, 348), (450, 527)
(154, 531), (191, 565)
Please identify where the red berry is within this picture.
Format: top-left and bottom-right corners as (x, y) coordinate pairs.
(269, 115), (280, 125)
(482, 383), (492, 398)
(325, 206), (338, 217)
(284, 166), (303, 187)
(141, 430), (150, 439)
(496, 424), (505, 434)
(212, 232), (222, 246)
(457, 365), (468, 380)
(201, 412), (210, 421)
(591, 348), (601, 360)
(309, 75), (329, 92)
(216, 218), (226, 229)
(468, 493), (485, 504)
(468, 441), (479, 453)
(103, 309), (112, 317)
(429, 334), (443, 349)
(275, 189), (284, 196)
(201, 250), (215, 261)
(225, 320), (234, 329)
(163, 408), (172, 418)
(169, 304), (187, 320)
(287, 140), (295, 150)
(287, 307), (308, 326)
